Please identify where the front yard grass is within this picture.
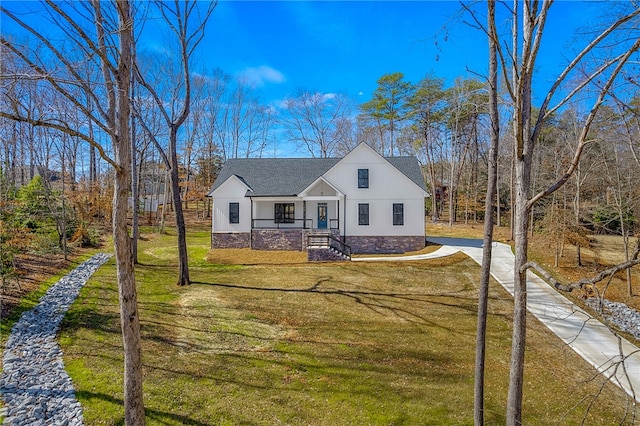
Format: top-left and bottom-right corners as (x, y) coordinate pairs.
(59, 229), (636, 425)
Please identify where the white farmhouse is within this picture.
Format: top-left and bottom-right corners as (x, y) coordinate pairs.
(207, 143), (427, 257)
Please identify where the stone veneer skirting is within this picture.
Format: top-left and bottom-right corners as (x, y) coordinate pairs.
(211, 232), (251, 249)
(345, 235), (425, 254)
(212, 231), (425, 255)
(251, 229), (309, 251)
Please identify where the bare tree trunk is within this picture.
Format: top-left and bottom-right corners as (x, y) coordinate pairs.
(113, 1), (145, 423)
(506, 2), (532, 423)
(1, 1), (149, 420)
(621, 220), (633, 295)
(132, 0), (215, 287)
(509, 152), (515, 241)
(430, 181), (439, 222)
(60, 140), (68, 261)
(474, 3), (499, 422)
(508, 167), (531, 426)
(160, 171), (169, 234)
(169, 127), (190, 286)
(496, 165), (502, 228)
(131, 82), (139, 265)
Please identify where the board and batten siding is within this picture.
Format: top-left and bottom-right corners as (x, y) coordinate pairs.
(211, 176), (252, 233)
(324, 144), (426, 238)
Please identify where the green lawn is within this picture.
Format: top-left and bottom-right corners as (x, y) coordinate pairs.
(58, 228), (635, 425)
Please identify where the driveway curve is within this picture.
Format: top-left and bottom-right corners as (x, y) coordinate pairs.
(354, 237), (640, 402)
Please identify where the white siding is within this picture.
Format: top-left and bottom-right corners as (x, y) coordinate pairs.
(305, 199), (340, 229)
(252, 198), (304, 228)
(324, 144), (425, 237)
(210, 176), (251, 233)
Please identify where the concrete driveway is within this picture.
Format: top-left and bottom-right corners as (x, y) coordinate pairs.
(354, 237), (640, 402)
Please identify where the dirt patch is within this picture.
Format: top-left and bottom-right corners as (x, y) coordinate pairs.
(177, 285), (288, 354)
(427, 221), (513, 242)
(0, 253), (72, 320)
(582, 235), (634, 265)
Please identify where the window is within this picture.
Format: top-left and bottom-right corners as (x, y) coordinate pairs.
(358, 203), (369, 225)
(229, 202), (239, 224)
(275, 203), (295, 223)
(393, 203), (404, 226)
(358, 168), (369, 188)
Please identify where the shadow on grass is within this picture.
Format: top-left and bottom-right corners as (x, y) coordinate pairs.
(76, 391), (211, 426)
(190, 278), (508, 330)
(61, 307), (121, 336)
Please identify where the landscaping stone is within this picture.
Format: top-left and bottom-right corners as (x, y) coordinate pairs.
(584, 298), (640, 340)
(1, 253), (111, 426)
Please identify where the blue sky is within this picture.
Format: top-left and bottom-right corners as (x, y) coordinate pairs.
(1, 0), (610, 106)
(197, 1), (606, 107)
(1, 0), (618, 159)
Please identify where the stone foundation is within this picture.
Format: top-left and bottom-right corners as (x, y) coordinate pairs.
(251, 229), (309, 251)
(211, 232), (250, 249)
(345, 235), (425, 254)
(211, 231), (424, 255)
(307, 247), (349, 262)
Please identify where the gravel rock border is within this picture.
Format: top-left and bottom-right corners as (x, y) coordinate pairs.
(1, 253), (111, 426)
(584, 298), (640, 340)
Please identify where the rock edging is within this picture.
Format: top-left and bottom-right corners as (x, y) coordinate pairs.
(1, 253), (111, 426)
(584, 298), (640, 341)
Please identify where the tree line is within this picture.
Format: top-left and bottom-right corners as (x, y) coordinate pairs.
(1, 1), (640, 425)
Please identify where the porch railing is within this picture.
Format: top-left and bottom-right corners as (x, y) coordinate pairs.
(252, 218), (313, 229)
(307, 234), (352, 259)
(251, 218), (339, 230)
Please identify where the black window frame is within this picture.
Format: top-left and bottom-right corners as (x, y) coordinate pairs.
(393, 203), (404, 226)
(229, 202), (240, 224)
(358, 203), (369, 226)
(358, 168), (369, 188)
(274, 203), (295, 224)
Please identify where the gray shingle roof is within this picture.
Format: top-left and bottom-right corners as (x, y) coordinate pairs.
(209, 155), (426, 197)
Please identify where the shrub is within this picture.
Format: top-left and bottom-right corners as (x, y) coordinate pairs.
(591, 205), (636, 235)
(70, 224), (101, 248)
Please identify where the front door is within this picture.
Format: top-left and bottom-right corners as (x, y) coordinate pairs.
(317, 203), (328, 229)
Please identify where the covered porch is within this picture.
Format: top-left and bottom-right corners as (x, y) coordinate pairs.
(250, 176), (344, 232)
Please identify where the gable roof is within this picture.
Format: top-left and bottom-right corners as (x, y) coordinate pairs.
(209, 153), (426, 197)
(210, 157), (340, 196)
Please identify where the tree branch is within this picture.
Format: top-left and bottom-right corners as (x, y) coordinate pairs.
(528, 36), (640, 209)
(0, 111), (118, 170)
(520, 238), (640, 293)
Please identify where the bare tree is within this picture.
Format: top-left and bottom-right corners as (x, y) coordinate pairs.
(593, 105), (640, 295)
(485, 2), (640, 423)
(199, 69), (231, 159)
(282, 90), (353, 158)
(134, 0), (216, 286)
(443, 78), (485, 225)
(474, 2), (499, 423)
(409, 74), (448, 222)
(1, 1), (145, 422)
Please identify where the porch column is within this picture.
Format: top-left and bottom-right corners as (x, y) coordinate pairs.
(250, 197), (254, 249)
(303, 200), (307, 229)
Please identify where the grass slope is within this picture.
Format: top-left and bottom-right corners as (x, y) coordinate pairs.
(59, 228), (636, 425)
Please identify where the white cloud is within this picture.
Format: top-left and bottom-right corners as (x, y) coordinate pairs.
(237, 65), (285, 87)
